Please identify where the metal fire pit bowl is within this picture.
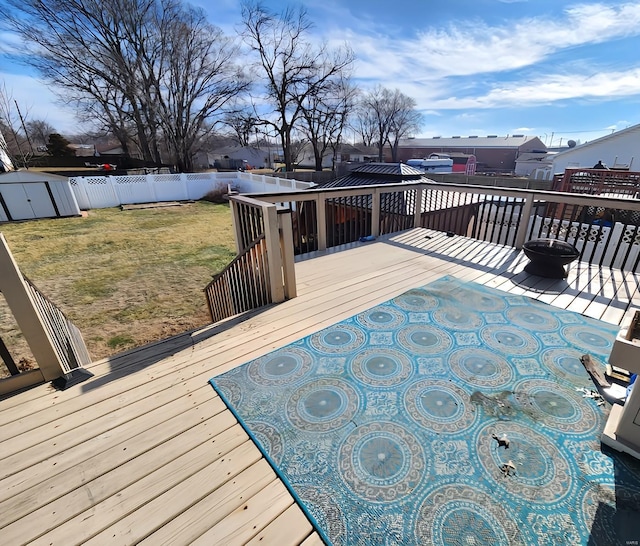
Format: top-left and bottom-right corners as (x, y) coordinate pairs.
(523, 238), (580, 279)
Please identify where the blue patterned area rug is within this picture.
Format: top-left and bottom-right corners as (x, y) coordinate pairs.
(209, 275), (640, 545)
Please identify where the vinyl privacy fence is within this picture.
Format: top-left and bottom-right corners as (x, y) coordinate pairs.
(68, 172), (315, 210)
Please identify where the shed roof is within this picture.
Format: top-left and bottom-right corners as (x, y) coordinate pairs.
(0, 169), (69, 183)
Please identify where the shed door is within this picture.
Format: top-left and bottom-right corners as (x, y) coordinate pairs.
(24, 183), (56, 218)
(0, 183), (56, 220)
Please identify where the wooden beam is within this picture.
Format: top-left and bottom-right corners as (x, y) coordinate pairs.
(278, 208), (297, 300)
(0, 234), (66, 382)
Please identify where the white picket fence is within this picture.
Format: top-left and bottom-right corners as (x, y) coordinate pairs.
(68, 172), (315, 210)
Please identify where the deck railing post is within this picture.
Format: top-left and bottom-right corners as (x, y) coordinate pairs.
(262, 203), (285, 303)
(278, 207), (297, 299)
(0, 233), (63, 382)
(514, 192), (535, 249)
(414, 187), (425, 228)
(229, 199), (243, 254)
(316, 193), (327, 251)
(371, 190), (381, 236)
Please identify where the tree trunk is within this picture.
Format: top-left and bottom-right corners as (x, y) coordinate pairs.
(314, 148), (323, 171)
(391, 140), (399, 162)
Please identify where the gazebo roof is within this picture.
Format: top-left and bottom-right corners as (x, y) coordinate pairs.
(315, 163), (430, 188)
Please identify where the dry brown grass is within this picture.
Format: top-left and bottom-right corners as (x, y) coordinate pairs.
(0, 201), (235, 374)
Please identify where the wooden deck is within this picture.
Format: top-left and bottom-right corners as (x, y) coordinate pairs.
(2, 228), (639, 545)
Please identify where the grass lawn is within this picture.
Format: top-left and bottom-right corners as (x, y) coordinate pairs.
(0, 201), (236, 374)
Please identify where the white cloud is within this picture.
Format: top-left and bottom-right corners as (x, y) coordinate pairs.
(342, 2), (640, 82)
(425, 67), (640, 109)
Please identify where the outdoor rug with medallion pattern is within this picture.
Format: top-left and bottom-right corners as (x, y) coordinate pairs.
(209, 275), (640, 545)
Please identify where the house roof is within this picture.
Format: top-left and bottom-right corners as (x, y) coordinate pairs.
(316, 162), (430, 188)
(515, 152), (556, 163)
(398, 135), (542, 149)
(551, 123), (640, 158)
(338, 143), (378, 156)
(210, 145), (265, 156)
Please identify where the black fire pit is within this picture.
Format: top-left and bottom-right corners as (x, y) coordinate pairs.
(523, 238), (580, 278)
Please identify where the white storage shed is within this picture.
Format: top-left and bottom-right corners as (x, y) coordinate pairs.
(0, 170), (81, 222)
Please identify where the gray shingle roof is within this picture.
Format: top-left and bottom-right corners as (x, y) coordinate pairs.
(315, 162), (430, 188)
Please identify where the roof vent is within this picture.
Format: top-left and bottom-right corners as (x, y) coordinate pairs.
(433, 136), (441, 139)
(487, 135), (497, 138)
(468, 135), (478, 138)
(512, 134), (524, 137)
(452, 136), (460, 139)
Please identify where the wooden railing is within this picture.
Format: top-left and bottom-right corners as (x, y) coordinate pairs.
(553, 168), (640, 197)
(24, 277), (92, 372)
(0, 233), (92, 395)
(204, 196), (296, 322)
(205, 236), (271, 323)
(210, 177), (640, 327)
(242, 179), (640, 271)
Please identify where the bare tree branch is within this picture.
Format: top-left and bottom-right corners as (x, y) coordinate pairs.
(5, 0), (248, 171)
(241, 2), (354, 172)
(358, 86), (423, 161)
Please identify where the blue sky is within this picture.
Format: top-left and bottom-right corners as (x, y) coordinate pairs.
(2, 0), (640, 146)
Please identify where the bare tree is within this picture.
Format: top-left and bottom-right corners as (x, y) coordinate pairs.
(224, 108), (259, 147)
(359, 86), (423, 161)
(387, 94), (423, 162)
(6, 0), (247, 171)
(155, 6), (249, 172)
(298, 76), (357, 171)
(25, 119), (57, 149)
(353, 104), (377, 148)
(241, 2), (353, 172)
(0, 85), (32, 167)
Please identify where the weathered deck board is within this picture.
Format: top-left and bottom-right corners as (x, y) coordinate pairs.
(2, 228), (639, 545)
(9, 417), (240, 545)
(244, 503), (315, 545)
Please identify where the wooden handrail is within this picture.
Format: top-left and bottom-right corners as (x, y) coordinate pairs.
(0, 233), (93, 394)
(234, 179), (640, 271)
(206, 197), (297, 323)
(24, 277), (92, 372)
(204, 236), (271, 323)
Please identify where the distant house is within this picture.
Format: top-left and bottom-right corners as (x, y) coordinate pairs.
(68, 144), (96, 157)
(296, 143), (334, 170)
(549, 124), (640, 175)
(200, 146), (271, 171)
(296, 143), (378, 170)
(92, 142), (144, 161)
(338, 144), (378, 163)
(394, 135), (546, 173)
(514, 151), (556, 178)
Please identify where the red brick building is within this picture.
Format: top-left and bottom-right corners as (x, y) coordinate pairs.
(393, 135), (546, 174)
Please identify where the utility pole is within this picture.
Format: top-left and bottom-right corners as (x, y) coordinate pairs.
(14, 100), (34, 157)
